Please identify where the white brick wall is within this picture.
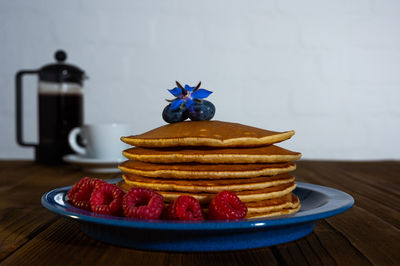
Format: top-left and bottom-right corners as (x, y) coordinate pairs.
(0, 0), (399, 160)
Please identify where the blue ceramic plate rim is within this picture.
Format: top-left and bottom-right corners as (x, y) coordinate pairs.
(41, 180), (354, 231)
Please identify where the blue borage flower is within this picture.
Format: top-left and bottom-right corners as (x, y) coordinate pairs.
(167, 81), (213, 111)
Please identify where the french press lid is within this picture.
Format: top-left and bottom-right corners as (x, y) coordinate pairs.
(39, 50), (86, 85)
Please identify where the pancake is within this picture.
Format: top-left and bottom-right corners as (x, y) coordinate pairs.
(121, 121), (294, 148)
(119, 160), (296, 179)
(246, 193), (300, 214)
(123, 145), (301, 164)
(122, 173), (295, 192)
(246, 204), (300, 219)
(118, 181), (296, 204)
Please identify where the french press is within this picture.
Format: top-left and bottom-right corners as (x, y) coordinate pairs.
(16, 50), (86, 164)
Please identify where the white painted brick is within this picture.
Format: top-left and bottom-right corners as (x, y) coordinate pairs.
(0, 9), (53, 67)
(289, 82), (351, 115)
(171, 0), (277, 16)
(243, 0), (278, 15)
(0, 115), (34, 159)
(346, 82), (400, 115)
(121, 46), (222, 85)
(358, 115), (400, 158)
(291, 81), (400, 117)
(349, 50), (400, 83)
(81, 45), (132, 81)
(1, 0), (80, 11)
(299, 17), (350, 49)
(249, 16), (300, 47)
(239, 80), (291, 119)
(203, 16), (252, 50)
(246, 50), (320, 82)
(293, 115), (378, 159)
(372, 0), (400, 15)
(79, 0), (276, 17)
(386, 87), (400, 114)
(320, 49), (400, 83)
(0, 78), (12, 115)
(278, 0), (372, 15)
(85, 11), (153, 46)
(349, 17), (400, 49)
(47, 11), (103, 45)
(153, 15), (206, 49)
(79, 0), (175, 13)
(1, 0), (400, 160)
(318, 49), (353, 82)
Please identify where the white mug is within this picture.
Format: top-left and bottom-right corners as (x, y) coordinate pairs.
(68, 123), (133, 161)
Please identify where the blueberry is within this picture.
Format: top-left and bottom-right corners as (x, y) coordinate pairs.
(162, 104), (188, 123)
(188, 100), (215, 121)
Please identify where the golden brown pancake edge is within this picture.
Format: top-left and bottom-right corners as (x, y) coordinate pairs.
(122, 173), (295, 192)
(121, 121), (295, 148)
(122, 145), (302, 164)
(118, 181), (296, 204)
(118, 161), (297, 179)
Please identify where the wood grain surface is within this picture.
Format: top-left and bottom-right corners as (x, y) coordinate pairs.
(0, 160), (399, 266)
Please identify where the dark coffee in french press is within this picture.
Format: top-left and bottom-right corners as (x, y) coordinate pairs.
(16, 50), (86, 164)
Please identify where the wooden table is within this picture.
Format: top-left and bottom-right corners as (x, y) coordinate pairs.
(0, 160), (399, 265)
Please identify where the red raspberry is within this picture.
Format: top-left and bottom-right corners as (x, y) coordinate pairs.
(90, 183), (124, 216)
(67, 177), (90, 200)
(168, 195), (204, 221)
(122, 187), (164, 219)
(68, 177), (106, 211)
(208, 191), (247, 220)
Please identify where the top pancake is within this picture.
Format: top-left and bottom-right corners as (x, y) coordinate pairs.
(121, 121), (295, 148)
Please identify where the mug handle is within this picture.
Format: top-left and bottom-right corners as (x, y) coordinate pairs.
(68, 127), (86, 155)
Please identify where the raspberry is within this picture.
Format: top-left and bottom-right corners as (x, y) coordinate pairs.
(208, 191), (247, 220)
(68, 177), (106, 211)
(90, 183), (124, 216)
(168, 195), (204, 221)
(67, 177), (91, 200)
(122, 187), (164, 220)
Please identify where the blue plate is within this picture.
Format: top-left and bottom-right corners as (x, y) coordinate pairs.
(41, 180), (353, 251)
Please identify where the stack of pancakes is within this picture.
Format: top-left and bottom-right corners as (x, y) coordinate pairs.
(118, 121), (302, 219)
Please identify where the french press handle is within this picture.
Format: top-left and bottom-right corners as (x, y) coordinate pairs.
(16, 70), (39, 147)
